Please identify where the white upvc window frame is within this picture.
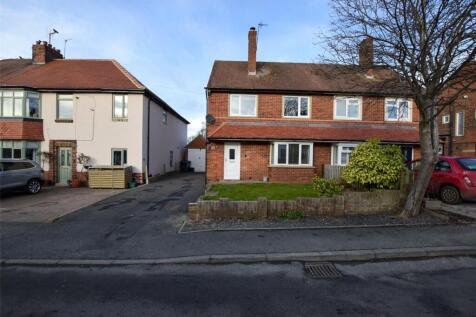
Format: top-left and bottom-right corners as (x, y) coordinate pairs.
(111, 148), (128, 166)
(113, 94), (128, 119)
(331, 143), (359, 166)
(282, 96), (311, 118)
(229, 94), (257, 117)
(272, 142), (313, 167)
(442, 115), (450, 124)
(333, 96), (362, 120)
(384, 98), (412, 122)
(455, 111), (464, 136)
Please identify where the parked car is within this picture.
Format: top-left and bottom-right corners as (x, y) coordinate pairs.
(409, 156), (476, 204)
(0, 159), (43, 194)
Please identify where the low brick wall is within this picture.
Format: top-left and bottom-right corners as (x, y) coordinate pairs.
(188, 190), (400, 222)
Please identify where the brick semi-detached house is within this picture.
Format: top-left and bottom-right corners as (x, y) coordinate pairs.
(205, 27), (421, 183)
(0, 41), (188, 185)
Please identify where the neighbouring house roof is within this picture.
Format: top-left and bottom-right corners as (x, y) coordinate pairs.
(187, 135), (206, 149)
(208, 121), (419, 144)
(0, 58), (189, 124)
(206, 61), (409, 95)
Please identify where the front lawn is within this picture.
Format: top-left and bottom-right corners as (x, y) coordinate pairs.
(203, 183), (319, 201)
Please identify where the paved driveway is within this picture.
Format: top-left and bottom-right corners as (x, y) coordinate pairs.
(0, 186), (125, 223)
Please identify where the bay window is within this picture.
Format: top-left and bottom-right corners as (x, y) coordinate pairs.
(230, 94), (257, 117)
(385, 98), (411, 121)
(332, 143), (358, 166)
(272, 142), (313, 166)
(0, 140), (41, 162)
(283, 96), (310, 118)
(1, 90), (40, 118)
(334, 96), (361, 120)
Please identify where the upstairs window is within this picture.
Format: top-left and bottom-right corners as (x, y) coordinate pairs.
(385, 98), (411, 121)
(334, 96), (361, 120)
(112, 149), (127, 166)
(271, 142), (313, 166)
(230, 94), (257, 117)
(57, 94), (73, 120)
(442, 115), (450, 124)
(455, 111), (464, 136)
(1, 90), (40, 118)
(113, 95), (128, 119)
(283, 96), (310, 118)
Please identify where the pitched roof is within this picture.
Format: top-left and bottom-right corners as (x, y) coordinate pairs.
(0, 59), (144, 90)
(187, 135), (206, 149)
(208, 121), (419, 144)
(0, 58), (189, 124)
(207, 61), (409, 95)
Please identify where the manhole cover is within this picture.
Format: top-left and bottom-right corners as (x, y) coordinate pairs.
(304, 262), (342, 278)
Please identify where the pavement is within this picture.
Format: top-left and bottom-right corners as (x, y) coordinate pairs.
(0, 186), (125, 223)
(2, 257), (476, 316)
(425, 199), (476, 220)
(1, 173), (476, 263)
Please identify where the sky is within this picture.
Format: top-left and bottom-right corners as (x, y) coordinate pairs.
(0, 0), (331, 136)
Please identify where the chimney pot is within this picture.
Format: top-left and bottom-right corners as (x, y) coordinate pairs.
(359, 37), (374, 68)
(248, 27), (257, 75)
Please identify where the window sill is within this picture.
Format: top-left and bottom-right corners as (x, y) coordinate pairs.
(333, 117), (362, 121)
(55, 119), (73, 123)
(283, 116), (311, 119)
(113, 118), (128, 122)
(268, 165), (314, 169)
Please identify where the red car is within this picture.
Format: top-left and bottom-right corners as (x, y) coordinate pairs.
(427, 156), (476, 204)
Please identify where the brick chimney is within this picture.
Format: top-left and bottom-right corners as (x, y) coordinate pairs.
(248, 27), (257, 75)
(359, 37), (373, 68)
(32, 40), (64, 64)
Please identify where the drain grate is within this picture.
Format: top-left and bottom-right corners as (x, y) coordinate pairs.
(304, 262), (342, 278)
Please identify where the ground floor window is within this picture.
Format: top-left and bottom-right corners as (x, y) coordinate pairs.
(271, 142), (313, 166)
(332, 143), (359, 166)
(0, 140), (40, 162)
(112, 148), (127, 166)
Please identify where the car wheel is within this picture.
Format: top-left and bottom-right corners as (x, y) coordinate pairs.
(26, 179), (41, 194)
(440, 185), (461, 204)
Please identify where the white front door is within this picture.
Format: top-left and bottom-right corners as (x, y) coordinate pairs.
(224, 143), (240, 180)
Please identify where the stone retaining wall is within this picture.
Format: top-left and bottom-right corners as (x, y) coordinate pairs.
(188, 190), (401, 222)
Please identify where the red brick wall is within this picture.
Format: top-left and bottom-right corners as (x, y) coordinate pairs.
(0, 119), (44, 141)
(206, 141), (332, 183)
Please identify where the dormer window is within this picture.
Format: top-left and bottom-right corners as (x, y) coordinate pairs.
(283, 96), (310, 118)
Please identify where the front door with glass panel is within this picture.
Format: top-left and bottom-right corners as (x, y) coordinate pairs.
(57, 147), (72, 184)
(224, 143), (240, 180)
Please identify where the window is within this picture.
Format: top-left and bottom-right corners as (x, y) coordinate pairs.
(113, 95), (128, 119)
(442, 115), (450, 124)
(0, 141), (40, 162)
(332, 143), (358, 166)
(57, 94), (73, 120)
(169, 150), (173, 167)
(283, 96), (310, 118)
(1, 90), (40, 118)
(457, 158), (476, 171)
(26, 92), (40, 118)
(334, 97), (361, 120)
(271, 142), (313, 166)
(230, 94), (257, 117)
(112, 149), (127, 166)
(455, 111), (464, 136)
(385, 98), (411, 121)
(162, 111), (168, 124)
(434, 160), (451, 172)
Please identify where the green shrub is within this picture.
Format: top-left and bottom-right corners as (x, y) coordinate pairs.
(280, 211), (305, 220)
(342, 139), (405, 189)
(312, 177), (343, 197)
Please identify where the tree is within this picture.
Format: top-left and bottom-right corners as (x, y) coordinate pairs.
(319, 0), (476, 216)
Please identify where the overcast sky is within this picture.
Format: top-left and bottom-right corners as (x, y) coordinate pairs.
(0, 0), (330, 136)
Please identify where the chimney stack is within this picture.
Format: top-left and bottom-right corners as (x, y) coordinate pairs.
(248, 27), (257, 75)
(32, 40), (64, 64)
(359, 37), (374, 68)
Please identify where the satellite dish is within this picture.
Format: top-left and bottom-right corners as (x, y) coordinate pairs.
(206, 114), (215, 124)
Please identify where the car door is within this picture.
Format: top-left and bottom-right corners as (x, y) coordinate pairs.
(429, 160), (452, 195)
(1, 161), (27, 189)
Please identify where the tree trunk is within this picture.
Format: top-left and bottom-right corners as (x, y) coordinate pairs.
(401, 110), (439, 217)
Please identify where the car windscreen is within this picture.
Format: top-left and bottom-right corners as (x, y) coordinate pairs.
(457, 158), (476, 171)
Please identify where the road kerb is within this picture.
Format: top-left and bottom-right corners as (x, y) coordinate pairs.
(2, 245), (475, 267)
